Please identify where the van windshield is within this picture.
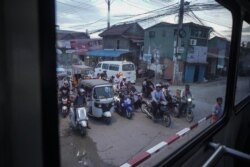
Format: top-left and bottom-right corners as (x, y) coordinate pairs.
(93, 86), (113, 99)
(122, 64), (135, 71)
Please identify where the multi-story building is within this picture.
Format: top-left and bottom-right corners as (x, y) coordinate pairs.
(144, 22), (211, 83)
(56, 29), (102, 66)
(86, 23), (144, 66)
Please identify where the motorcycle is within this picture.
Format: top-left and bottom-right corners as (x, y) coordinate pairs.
(130, 91), (143, 110)
(162, 88), (179, 118)
(114, 94), (134, 119)
(60, 96), (70, 118)
(69, 106), (88, 136)
(142, 82), (154, 98)
(176, 94), (195, 122)
(141, 100), (171, 127)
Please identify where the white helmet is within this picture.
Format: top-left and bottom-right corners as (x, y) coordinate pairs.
(131, 80), (135, 84)
(156, 83), (161, 88)
(78, 88), (85, 95)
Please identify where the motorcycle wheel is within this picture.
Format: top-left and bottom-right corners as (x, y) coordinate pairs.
(141, 102), (149, 113)
(105, 117), (111, 125)
(162, 113), (171, 127)
(186, 110), (194, 122)
(79, 126), (87, 136)
(126, 109), (132, 119)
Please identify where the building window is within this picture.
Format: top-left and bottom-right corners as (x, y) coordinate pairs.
(117, 40), (120, 49)
(162, 30), (166, 37)
(149, 31), (155, 38)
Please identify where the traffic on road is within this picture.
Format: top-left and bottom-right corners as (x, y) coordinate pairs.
(57, 68), (240, 167)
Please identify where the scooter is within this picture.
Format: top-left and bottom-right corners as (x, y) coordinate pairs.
(69, 106), (88, 136)
(114, 94), (134, 119)
(60, 96), (70, 118)
(141, 100), (171, 127)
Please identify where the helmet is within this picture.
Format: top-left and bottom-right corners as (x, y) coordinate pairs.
(156, 83), (161, 90)
(78, 88), (85, 96)
(131, 80), (135, 84)
(122, 76), (127, 80)
(63, 80), (69, 87)
(156, 83), (161, 87)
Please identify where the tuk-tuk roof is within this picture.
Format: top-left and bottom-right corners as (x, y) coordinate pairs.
(80, 79), (111, 88)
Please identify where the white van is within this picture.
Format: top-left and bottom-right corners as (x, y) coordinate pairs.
(94, 61), (136, 82)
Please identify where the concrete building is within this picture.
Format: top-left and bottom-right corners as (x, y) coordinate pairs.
(144, 22), (211, 83)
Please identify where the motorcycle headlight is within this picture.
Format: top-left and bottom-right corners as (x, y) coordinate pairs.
(187, 98), (192, 102)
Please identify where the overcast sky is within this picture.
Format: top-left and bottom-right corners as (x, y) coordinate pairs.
(55, 0), (249, 40)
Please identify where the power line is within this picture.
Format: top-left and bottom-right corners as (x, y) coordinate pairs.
(58, 2), (227, 35)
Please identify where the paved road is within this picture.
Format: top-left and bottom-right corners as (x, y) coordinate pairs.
(59, 76), (249, 167)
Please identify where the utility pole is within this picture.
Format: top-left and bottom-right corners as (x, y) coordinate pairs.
(173, 0), (184, 85)
(106, 0), (110, 29)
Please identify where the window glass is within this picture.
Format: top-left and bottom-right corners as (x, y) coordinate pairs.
(109, 64), (119, 71)
(102, 63), (109, 69)
(56, 1), (232, 166)
(122, 64), (135, 71)
(235, 21), (250, 104)
(149, 31), (155, 38)
(96, 63), (101, 68)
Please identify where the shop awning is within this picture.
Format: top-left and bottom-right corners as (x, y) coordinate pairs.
(86, 49), (130, 57)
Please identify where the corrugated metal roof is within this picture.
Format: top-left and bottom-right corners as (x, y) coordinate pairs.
(99, 24), (132, 36)
(86, 49), (130, 57)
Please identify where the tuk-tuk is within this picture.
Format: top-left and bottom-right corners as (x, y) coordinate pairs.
(72, 64), (95, 88)
(80, 79), (115, 124)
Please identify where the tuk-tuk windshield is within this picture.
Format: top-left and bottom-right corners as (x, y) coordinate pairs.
(93, 86), (113, 99)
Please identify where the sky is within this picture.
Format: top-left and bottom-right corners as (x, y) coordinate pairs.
(55, 0), (249, 40)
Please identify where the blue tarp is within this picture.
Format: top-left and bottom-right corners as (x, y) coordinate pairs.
(86, 49), (130, 57)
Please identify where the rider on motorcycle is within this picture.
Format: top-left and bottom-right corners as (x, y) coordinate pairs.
(59, 80), (70, 99)
(162, 83), (172, 101)
(101, 70), (108, 80)
(113, 73), (121, 89)
(73, 88), (91, 129)
(126, 81), (137, 94)
(179, 84), (192, 112)
(120, 76), (127, 91)
(109, 76), (115, 84)
(151, 83), (167, 119)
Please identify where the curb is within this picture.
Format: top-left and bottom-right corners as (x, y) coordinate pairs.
(120, 114), (212, 167)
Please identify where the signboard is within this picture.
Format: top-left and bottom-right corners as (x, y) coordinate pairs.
(177, 47), (185, 54)
(187, 46), (208, 63)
